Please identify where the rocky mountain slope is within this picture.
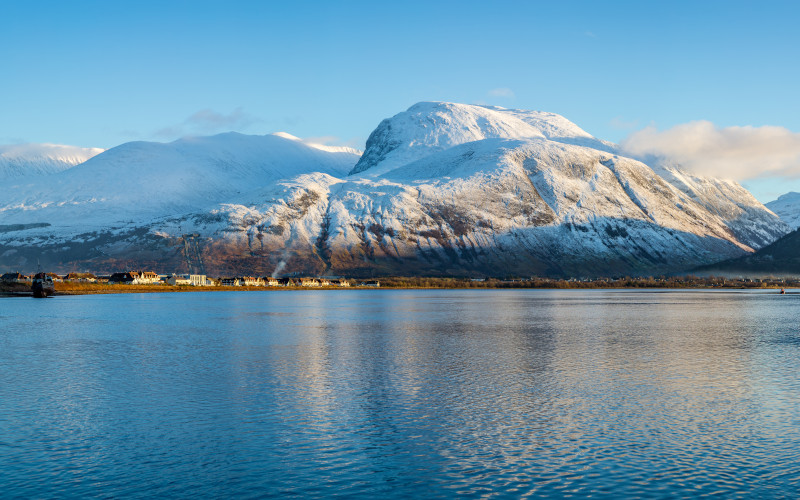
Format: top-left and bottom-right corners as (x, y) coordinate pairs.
(0, 102), (789, 277)
(651, 163), (786, 250)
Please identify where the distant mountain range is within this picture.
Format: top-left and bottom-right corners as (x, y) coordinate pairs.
(0, 143), (104, 178)
(766, 192), (800, 229)
(0, 102), (792, 277)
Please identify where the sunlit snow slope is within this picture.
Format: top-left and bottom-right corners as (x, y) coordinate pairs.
(766, 192), (800, 229)
(0, 143), (103, 178)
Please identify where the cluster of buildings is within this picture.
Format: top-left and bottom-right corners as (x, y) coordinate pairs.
(1, 271), (380, 288)
(217, 276), (361, 287)
(1, 272), (102, 284)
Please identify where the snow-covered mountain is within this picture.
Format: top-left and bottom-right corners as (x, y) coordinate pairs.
(651, 164), (786, 249)
(0, 102), (789, 277)
(350, 102), (614, 176)
(0, 143), (103, 178)
(1, 132), (359, 226)
(765, 192), (800, 228)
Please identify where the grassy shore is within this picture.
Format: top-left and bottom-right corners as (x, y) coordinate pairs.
(55, 283), (291, 295)
(0, 282), (273, 295)
(2, 276), (796, 296)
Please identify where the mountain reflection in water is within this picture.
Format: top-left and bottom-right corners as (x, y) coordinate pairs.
(1, 289), (798, 497)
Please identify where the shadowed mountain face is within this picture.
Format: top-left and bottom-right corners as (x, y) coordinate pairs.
(697, 227), (800, 276)
(0, 103), (790, 277)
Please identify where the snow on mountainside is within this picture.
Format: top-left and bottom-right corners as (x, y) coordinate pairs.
(478, 105), (617, 153)
(271, 132), (363, 156)
(766, 192), (800, 228)
(152, 105), (786, 278)
(0, 143), (103, 178)
(652, 164), (789, 248)
(0, 102), (789, 277)
(350, 102), (614, 176)
(163, 136), (769, 278)
(1, 132), (358, 226)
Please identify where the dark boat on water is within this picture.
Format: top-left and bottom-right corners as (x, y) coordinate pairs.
(32, 272), (55, 298)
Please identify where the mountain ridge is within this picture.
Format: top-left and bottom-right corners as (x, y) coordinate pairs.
(0, 143), (104, 178)
(697, 226), (800, 276)
(765, 192), (800, 228)
(0, 102), (789, 277)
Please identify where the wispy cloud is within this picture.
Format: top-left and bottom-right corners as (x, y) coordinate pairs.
(488, 87), (515, 99)
(0, 135), (26, 145)
(620, 121), (800, 181)
(609, 116), (639, 131)
(154, 107), (260, 139)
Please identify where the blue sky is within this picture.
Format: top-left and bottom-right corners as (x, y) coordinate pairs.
(3, 0), (799, 201)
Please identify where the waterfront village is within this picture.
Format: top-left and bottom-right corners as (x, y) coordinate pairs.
(3, 271), (800, 290)
(0, 271), (379, 288)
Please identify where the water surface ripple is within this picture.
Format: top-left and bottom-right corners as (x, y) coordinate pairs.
(1, 289), (799, 497)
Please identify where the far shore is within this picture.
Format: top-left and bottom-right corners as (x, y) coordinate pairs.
(1, 276), (797, 296)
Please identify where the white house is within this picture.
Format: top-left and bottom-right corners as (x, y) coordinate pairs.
(167, 274), (192, 286)
(131, 271), (161, 284)
(240, 276), (264, 286)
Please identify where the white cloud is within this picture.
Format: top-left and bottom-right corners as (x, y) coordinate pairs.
(154, 107), (260, 139)
(488, 87), (515, 99)
(620, 121), (800, 181)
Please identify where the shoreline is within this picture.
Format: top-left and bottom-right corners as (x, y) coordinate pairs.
(2, 280), (797, 296)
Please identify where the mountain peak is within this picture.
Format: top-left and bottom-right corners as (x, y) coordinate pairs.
(775, 191), (800, 202)
(0, 102), (789, 278)
(349, 101), (613, 176)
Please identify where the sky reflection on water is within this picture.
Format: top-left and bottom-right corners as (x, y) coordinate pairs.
(1, 289), (799, 498)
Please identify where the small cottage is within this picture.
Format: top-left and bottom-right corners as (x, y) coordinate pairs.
(240, 276), (264, 286)
(64, 273), (97, 282)
(1, 272), (29, 283)
(108, 272), (135, 284)
(166, 274), (192, 286)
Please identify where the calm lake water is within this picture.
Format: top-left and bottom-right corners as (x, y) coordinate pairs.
(1, 289), (799, 498)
